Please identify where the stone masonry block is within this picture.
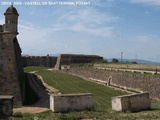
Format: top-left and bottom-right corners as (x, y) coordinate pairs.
(112, 92), (151, 112)
(50, 93), (94, 113)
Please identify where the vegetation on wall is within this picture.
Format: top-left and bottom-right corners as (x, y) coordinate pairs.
(93, 59), (108, 63)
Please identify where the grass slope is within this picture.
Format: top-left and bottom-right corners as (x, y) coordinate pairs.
(21, 66), (160, 120)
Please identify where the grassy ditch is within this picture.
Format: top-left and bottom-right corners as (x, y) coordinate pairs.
(13, 66), (160, 120)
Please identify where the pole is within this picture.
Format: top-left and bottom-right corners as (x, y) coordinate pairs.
(121, 52), (123, 62)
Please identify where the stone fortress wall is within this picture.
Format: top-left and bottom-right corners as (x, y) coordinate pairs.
(0, 5), (25, 107)
(22, 54), (103, 68)
(69, 67), (160, 99)
(22, 55), (57, 67)
(54, 54), (103, 69)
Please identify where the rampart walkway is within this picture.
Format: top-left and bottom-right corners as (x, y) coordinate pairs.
(94, 67), (160, 75)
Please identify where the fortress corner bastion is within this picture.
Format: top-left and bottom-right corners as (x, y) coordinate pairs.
(0, 5), (25, 107)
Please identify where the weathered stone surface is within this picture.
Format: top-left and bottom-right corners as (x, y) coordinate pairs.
(55, 54), (103, 70)
(70, 67), (160, 99)
(0, 6), (24, 107)
(112, 92), (151, 112)
(50, 93), (94, 112)
(22, 56), (57, 67)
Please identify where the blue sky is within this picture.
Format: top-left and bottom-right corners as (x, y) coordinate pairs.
(1, 0), (160, 62)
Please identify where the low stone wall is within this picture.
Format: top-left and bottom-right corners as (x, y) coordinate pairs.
(50, 93), (94, 112)
(112, 92), (151, 112)
(69, 67), (160, 99)
(0, 96), (13, 117)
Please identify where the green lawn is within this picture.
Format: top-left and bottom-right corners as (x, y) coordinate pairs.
(13, 66), (160, 120)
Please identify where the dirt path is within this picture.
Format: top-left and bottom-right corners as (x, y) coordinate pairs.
(13, 107), (49, 114)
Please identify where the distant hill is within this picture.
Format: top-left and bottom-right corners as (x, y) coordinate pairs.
(107, 58), (160, 65)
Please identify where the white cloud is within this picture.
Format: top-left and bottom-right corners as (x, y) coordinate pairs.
(51, 22), (113, 37)
(18, 21), (52, 55)
(59, 9), (118, 25)
(0, 18), (4, 25)
(130, 0), (160, 6)
(69, 23), (113, 37)
(13, 2), (119, 55)
(53, 8), (118, 37)
(17, 20), (95, 55)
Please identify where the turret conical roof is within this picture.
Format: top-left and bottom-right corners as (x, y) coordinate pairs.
(5, 5), (18, 15)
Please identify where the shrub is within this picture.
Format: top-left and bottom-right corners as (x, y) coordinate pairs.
(93, 59), (108, 63)
(112, 58), (119, 63)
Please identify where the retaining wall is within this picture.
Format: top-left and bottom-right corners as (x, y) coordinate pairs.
(50, 93), (94, 112)
(112, 92), (151, 112)
(69, 67), (160, 99)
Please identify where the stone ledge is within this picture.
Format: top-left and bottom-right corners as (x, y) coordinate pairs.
(0, 95), (13, 99)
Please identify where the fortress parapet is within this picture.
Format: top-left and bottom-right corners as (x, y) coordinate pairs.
(55, 54), (103, 70)
(22, 55), (57, 67)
